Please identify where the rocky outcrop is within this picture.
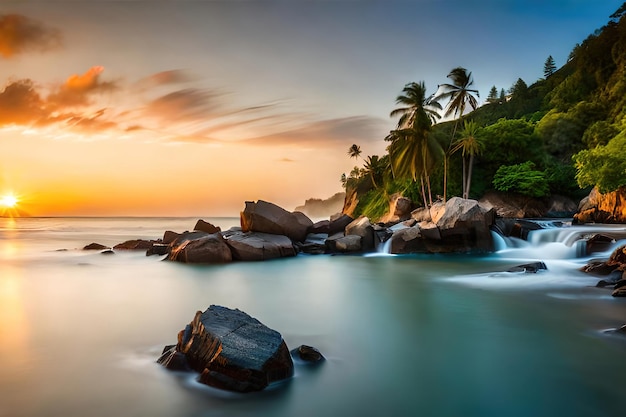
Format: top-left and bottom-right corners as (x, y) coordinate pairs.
(581, 245), (626, 296)
(379, 194), (413, 224)
(479, 191), (577, 218)
(389, 198), (495, 254)
(574, 186), (626, 224)
(241, 200), (312, 242)
(294, 192), (345, 219)
(158, 305), (293, 393)
(168, 232), (232, 264)
(225, 231), (296, 261)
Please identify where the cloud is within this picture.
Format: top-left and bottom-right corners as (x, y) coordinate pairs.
(47, 66), (118, 108)
(63, 109), (118, 132)
(136, 69), (198, 89)
(239, 116), (389, 147)
(0, 79), (47, 125)
(144, 88), (223, 122)
(0, 14), (62, 58)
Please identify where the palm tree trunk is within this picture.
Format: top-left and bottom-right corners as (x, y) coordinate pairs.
(419, 176), (428, 208)
(461, 155), (467, 199)
(444, 119), (460, 202)
(426, 173), (433, 206)
(466, 154), (475, 199)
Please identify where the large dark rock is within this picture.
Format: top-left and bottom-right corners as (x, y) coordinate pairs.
(225, 231), (295, 261)
(167, 232), (232, 264)
(194, 219), (221, 234)
(506, 261), (548, 273)
(328, 214), (354, 235)
(240, 200), (311, 242)
(158, 306), (293, 393)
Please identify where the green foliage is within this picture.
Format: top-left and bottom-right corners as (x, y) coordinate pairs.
(492, 161), (550, 197)
(544, 55), (557, 78)
(477, 118), (546, 184)
(573, 132), (626, 193)
(543, 159), (580, 196)
(354, 188), (390, 221)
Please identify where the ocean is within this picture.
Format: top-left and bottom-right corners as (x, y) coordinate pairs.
(1, 217), (625, 417)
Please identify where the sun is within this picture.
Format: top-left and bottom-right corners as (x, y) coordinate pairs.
(0, 194), (18, 208)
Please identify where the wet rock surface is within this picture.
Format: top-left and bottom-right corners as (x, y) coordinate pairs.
(158, 305), (293, 393)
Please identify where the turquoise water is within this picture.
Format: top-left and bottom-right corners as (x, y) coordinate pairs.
(1, 218), (625, 416)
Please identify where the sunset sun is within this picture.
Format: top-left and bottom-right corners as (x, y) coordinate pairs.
(0, 194), (19, 208)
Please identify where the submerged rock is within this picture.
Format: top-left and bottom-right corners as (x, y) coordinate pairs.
(291, 345), (325, 363)
(158, 305), (293, 392)
(506, 262), (548, 273)
(113, 239), (156, 250)
(83, 242), (109, 250)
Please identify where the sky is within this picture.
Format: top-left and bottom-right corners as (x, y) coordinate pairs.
(0, 0), (623, 217)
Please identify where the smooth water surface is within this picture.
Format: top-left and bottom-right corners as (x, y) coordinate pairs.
(1, 218), (625, 417)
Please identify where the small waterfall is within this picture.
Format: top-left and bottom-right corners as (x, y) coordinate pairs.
(492, 222), (626, 260)
(380, 238), (393, 254)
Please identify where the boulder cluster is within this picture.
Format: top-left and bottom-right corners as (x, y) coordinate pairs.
(581, 244), (626, 297)
(84, 197), (497, 262)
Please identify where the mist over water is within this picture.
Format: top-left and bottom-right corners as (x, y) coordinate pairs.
(1, 218), (625, 417)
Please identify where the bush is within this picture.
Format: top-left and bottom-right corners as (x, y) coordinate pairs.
(492, 161), (550, 197)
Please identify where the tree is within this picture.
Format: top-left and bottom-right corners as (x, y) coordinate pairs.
(573, 132), (626, 193)
(362, 155), (386, 189)
(544, 55), (557, 78)
(451, 120), (482, 199)
(499, 88), (507, 102)
(389, 81), (442, 128)
(388, 81), (443, 207)
(347, 144), (362, 160)
(486, 86), (499, 104)
(492, 161), (550, 198)
(435, 67), (480, 201)
(509, 78), (528, 99)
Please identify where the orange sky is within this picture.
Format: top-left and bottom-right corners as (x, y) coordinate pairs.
(0, 1), (621, 216)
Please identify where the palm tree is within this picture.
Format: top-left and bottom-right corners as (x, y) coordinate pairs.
(436, 67), (480, 201)
(362, 155), (387, 189)
(390, 81), (442, 129)
(348, 144), (362, 160)
(388, 81), (443, 207)
(451, 120), (482, 199)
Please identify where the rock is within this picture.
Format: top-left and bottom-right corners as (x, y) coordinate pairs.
(411, 206), (432, 223)
(479, 190), (548, 218)
(158, 306), (293, 392)
(101, 249), (115, 255)
(429, 201), (447, 224)
(83, 242), (109, 250)
(293, 211), (314, 233)
(162, 230), (181, 245)
(418, 221), (441, 240)
(146, 243), (169, 256)
(585, 234), (615, 255)
(434, 197), (495, 252)
(291, 345), (325, 363)
(545, 195), (578, 218)
(345, 216), (375, 251)
(297, 233), (328, 255)
(330, 234), (361, 252)
(113, 239), (156, 250)
(379, 193), (413, 223)
(606, 245), (626, 271)
(615, 324), (626, 335)
(308, 220), (330, 235)
(389, 226), (425, 254)
(580, 259), (619, 276)
(574, 186), (626, 224)
(612, 286), (626, 297)
(225, 231), (296, 261)
(168, 233), (232, 264)
(506, 261), (547, 273)
(157, 345), (191, 371)
(194, 219), (221, 234)
(240, 200), (311, 242)
(328, 214), (354, 235)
